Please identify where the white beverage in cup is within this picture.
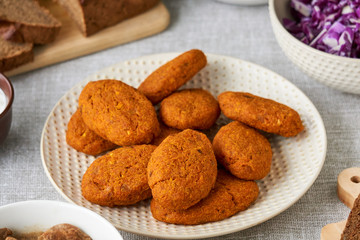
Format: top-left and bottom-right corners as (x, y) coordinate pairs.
(0, 88), (7, 114)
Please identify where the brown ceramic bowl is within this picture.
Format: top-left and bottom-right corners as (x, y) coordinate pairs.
(0, 73), (14, 144)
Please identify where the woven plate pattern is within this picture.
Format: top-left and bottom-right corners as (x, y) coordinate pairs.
(269, 0), (360, 95)
(41, 53), (326, 239)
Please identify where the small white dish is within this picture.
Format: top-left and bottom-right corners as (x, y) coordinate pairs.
(269, 0), (360, 94)
(0, 200), (123, 240)
(217, 0), (267, 6)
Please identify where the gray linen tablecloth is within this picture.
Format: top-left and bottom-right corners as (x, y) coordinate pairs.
(1, 1), (359, 239)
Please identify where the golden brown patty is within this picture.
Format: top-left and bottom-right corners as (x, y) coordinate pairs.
(81, 145), (156, 207)
(159, 88), (220, 130)
(66, 109), (117, 155)
(151, 122), (181, 146)
(38, 224), (91, 240)
(150, 169), (259, 225)
(78, 79), (160, 146)
(213, 121), (272, 180)
(138, 49), (207, 104)
(218, 92), (304, 137)
(148, 129), (217, 210)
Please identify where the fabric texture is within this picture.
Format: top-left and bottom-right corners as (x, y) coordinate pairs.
(0, 0), (358, 239)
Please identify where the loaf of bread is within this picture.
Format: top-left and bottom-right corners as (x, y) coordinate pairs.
(341, 193), (360, 240)
(54, 0), (160, 36)
(0, 38), (33, 72)
(0, 0), (61, 44)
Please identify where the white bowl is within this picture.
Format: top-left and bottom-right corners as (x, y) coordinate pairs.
(269, 0), (360, 94)
(0, 200), (123, 240)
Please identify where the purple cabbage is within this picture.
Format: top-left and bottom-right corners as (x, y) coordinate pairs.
(284, 0), (360, 58)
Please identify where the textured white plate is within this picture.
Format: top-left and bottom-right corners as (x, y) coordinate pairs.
(0, 200), (123, 240)
(217, 0), (267, 5)
(41, 53), (326, 239)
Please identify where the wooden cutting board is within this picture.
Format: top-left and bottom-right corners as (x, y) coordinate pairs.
(5, 1), (170, 77)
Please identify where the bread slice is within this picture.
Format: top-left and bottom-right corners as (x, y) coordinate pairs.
(341, 194), (360, 240)
(0, 0), (62, 44)
(0, 38), (33, 72)
(54, 0), (160, 36)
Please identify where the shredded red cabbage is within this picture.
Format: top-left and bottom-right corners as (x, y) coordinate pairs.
(284, 0), (360, 58)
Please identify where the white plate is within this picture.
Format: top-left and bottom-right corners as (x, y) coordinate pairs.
(217, 0), (268, 6)
(41, 53), (326, 239)
(0, 200), (123, 240)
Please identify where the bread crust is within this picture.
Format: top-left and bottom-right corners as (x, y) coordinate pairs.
(0, 22), (61, 44)
(150, 169), (259, 225)
(0, 0), (61, 44)
(0, 38), (33, 72)
(218, 92), (304, 137)
(341, 194), (360, 240)
(55, 0), (160, 36)
(213, 121), (272, 180)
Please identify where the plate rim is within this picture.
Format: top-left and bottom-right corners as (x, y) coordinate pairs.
(40, 52), (327, 239)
